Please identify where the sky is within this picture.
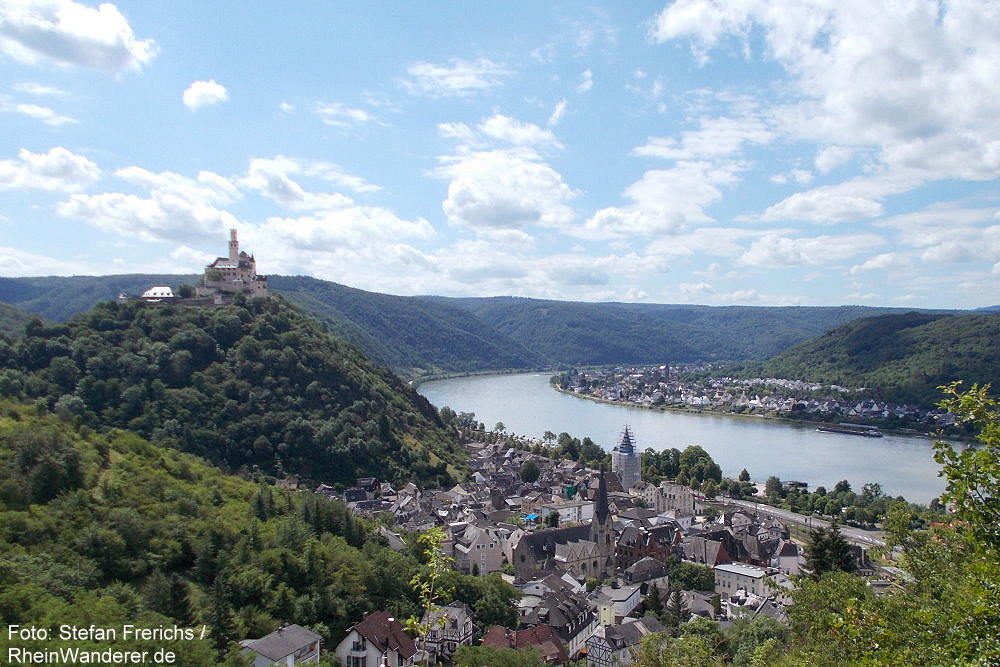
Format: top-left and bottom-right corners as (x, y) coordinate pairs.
(1, 0), (998, 309)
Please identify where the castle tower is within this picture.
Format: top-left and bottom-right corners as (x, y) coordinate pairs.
(612, 425), (641, 490)
(228, 228), (239, 261)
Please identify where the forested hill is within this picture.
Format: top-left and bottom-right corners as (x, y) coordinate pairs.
(742, 311), (1000, 406)
(0, 274), (952, 377)
(0, 301), (39, 338)
(267, 276), (545, 373)
(0, 296), (464, 487)
(436, 297), (919, 365)
(0, 400), (518, 660)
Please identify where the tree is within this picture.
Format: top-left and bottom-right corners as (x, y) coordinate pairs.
(934, 382), (999, 547)
(545, 510), (560, 528)
(643, 582), (664, 616)
(663, 585), (690, 632)
(472, 574), (520, 630)
(406, 527), (456, 666)
(453, 645), (545, 667)
(739, 468), (751, 482)
(803, 523), (855, 577)
(764, 475), (783, 500)
(519, 459), (540, 484)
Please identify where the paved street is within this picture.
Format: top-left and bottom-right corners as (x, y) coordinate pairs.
(717, 497), (887, 549)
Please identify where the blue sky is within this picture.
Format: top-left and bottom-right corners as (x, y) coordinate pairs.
(1, 0), (998, 308)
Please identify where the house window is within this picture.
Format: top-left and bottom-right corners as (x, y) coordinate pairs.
(352, 637), (367, 652)
(347, 657), (367, 667)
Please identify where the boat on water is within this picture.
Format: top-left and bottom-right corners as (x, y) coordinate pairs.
(816, 424), (884, 437)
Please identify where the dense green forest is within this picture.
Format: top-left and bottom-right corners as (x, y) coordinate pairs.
(0, 296), (464, 487)
(739, 311), (1000, 406)
(0, 401), (518, 664)
(0, 275), (953, 378)
(268, 276), (545, 374)
(0, 301), (39, 338)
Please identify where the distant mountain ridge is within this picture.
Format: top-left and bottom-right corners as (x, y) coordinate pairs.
(0, 274), (961, 377)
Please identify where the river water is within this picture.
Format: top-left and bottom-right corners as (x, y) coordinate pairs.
(418, 373), (945, 505)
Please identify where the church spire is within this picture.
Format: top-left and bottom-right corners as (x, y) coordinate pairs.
(594, 465), (610, 526)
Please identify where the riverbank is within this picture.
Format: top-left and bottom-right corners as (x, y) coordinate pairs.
(549, 380), (945, 442)
(407, 366), (556, 389)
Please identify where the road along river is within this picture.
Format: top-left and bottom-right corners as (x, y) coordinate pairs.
(418, 373), (946, 505)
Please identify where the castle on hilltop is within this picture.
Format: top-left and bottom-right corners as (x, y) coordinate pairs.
(195, 228), (268, 301)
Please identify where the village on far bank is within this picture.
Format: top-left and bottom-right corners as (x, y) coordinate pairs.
(555, 367), (957, 433)
(243, 423), (903, 667)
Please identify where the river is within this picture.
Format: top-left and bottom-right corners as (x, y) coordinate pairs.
(418, 373), (945, 505)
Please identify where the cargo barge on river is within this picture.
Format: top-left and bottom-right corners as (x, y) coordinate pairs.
(816, 423), (884, 437)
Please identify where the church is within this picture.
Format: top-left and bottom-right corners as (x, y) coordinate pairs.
(195, 228), (268, 300)
(510, 468), (616, 582)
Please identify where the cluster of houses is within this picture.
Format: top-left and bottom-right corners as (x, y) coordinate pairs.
(566, 367), (949, 425)
(247, 430), (819, 666)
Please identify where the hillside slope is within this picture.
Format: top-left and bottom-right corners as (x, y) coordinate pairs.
(269, 275), (545, 374)
(0, 296), (464, 486)
(746, 311), (1000, 406)
(440, 297), (922, 364)
(0, 301), (40, 338)
(0, 274), (957, 374)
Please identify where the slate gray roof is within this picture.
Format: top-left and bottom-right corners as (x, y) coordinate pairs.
(243, 624), (321, 661)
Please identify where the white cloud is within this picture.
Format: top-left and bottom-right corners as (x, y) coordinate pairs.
(583, 161), (740, 239)
(634, 115), (772, 161)
(650, 0), (1000, 187)
(0, 244), (98, 275)
(738, 233), (884, 268)
(576, 68), (593, 93)
(680, 281), (716, 295)
(303, 160), (380, 194)
(0, 95), (76, 125)
(241, 156), (353, 210)
(13, 81), (68, 96)
(313, 101), (372, 128)
(758, 188), (883, 223)
(548, 98), (568, 127)
(169, 245), (214, 268)
(849, 252), (911, 275)
(0, 0), (156, 72)
(182, 79), (228, 110)
(402, 58), (510, 97)
(479, 114), (563, 150)
(56, 166), (242, 243)
(116, 166), (239, 205)
(57, 190), (238, 243)
(815, 145), (853, 173)
(434, 148), (577, 230)
(0, 146), (99, 191)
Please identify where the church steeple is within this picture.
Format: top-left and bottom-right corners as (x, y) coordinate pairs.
(591, 466), (615, 579)
(594, 466), (610, 527)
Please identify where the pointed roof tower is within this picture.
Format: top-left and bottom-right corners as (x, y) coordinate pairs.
(618, 425), (635, 455)
(594, 466), (610, 526)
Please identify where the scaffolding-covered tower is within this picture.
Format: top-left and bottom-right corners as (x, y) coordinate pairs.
(612, 425), (641, 490)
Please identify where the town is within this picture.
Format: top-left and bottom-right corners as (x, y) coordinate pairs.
(555, 367), (954, 430)
(243, 426), (893, 666)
